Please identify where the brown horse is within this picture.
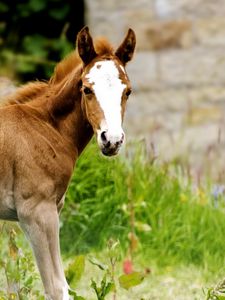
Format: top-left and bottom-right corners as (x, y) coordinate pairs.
(0, 26), (136, 299)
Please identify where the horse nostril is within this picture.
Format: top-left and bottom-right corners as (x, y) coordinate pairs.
(117, 134), (125, 146)
(101, 131), (107, 143)
(101, 131), (111, 148)
(105, 141), (111, 148)
(116, 139), (123, 147)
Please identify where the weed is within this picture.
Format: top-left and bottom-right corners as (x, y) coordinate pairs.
(0, 223), (43, 299)
(61, 142), (225, 274)
(0, 142), (225, 299)
(206, 277), (225, 300)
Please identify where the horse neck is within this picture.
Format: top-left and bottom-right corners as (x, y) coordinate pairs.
(56, 102), (93, 156)
(34, 68), (93, 156)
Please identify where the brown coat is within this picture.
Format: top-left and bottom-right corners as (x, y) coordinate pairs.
(0, 26), (136, 300)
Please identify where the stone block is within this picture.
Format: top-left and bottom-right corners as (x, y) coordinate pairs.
(145, 20), (193, 50)
(195, 18), (225, 46)
(124, 87), (225, 138)
(85, 0), (155, 45)
(155, 0), (225, 18)
(126, 52), (158, 90)
(124, 87), (225, 171)
(160, 47), (225, 86)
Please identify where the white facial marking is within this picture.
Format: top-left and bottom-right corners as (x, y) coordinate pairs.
(85, 60), (126, 143)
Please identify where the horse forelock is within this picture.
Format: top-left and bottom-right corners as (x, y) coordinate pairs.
(94, 38), (114, 56)
(50, 38), (114, 84)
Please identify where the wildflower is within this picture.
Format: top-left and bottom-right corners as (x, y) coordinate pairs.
(180, 193), (188, 203)
(211, 184), (225, 199)
(123, 259), (133, 274)
(211, 184), (225, 208)
(197, 188), (208, 206)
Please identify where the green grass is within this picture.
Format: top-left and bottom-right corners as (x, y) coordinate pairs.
(61, 141), (225, 274)
(1, 141), (225, 299)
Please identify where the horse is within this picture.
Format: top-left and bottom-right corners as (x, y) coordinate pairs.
(0, 26), (136, 299)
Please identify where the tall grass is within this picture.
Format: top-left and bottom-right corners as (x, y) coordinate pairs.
(60, 141), (225, 274)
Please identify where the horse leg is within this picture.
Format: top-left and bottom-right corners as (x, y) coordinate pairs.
(57, 194), (65, 214)
(18, 201), (70, 300)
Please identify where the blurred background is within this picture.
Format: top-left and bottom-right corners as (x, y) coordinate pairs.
(1, 0), (225, 179)
(1, 2), (225, 299)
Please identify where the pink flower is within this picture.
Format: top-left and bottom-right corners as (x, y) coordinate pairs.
(123, 259), (133, 274)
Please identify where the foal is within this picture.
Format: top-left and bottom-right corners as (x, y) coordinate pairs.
(0, 26), (136, 299)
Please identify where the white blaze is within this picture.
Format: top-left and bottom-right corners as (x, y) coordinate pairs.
(85, 60), (126, 143)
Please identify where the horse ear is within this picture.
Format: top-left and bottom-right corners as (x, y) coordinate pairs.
(115, 29), (136, 65)
(77, 26), (97, 65)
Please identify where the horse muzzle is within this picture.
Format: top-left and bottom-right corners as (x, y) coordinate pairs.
(98, 130), (125, 156)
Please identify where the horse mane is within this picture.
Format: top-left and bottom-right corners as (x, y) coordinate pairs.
(3, 38), (114, 106)
(2, 81), (49, 106)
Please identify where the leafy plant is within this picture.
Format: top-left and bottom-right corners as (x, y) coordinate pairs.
(69, 289), (86, 300)
(206, 277), (225, 300)
(0, 223), (44, 299)
(61, 141), (225, 275)
(91, 275), (114, 300)
(0, 0), (76, 80)
(66, 255), (85, 288)
(88, 239), (145, 300)
(119, 272), (145, 290)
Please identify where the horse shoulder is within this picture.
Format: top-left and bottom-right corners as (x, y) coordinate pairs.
(0, 104), (77, 208)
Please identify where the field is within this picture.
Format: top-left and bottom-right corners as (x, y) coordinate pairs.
(0, 141), (225, 299)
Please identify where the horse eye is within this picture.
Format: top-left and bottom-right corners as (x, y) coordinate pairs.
(126, 89), (132, 97)
(83, 87), (92, 95)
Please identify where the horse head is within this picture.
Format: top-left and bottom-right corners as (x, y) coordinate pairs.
(77, 26), (136, 156)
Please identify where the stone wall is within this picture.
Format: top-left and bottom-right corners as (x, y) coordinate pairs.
(85, 0), (225, 175)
